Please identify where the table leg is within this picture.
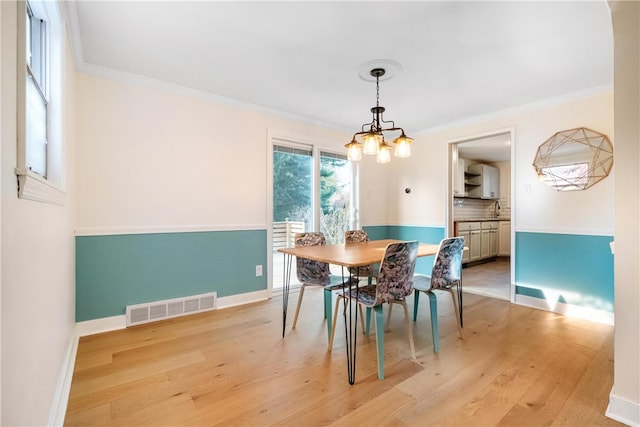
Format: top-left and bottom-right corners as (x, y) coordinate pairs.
(343, 266), (359, 384)
(282, 253), (293, 337)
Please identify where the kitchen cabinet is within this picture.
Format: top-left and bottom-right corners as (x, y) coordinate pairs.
(464, 169), (481, 197)
(456, 222), (481, 263)
(481, 221), (499, 258)
(457, 220), (499, 265)
(468, 164), (500, 199)
(489, 221), (500, 257)
(490, 224), (498, 257)
(469, 229), (481, 262)
(499, 221), (511, 256)
(453, 158), (483, 198)
(480, 228), (491, 259)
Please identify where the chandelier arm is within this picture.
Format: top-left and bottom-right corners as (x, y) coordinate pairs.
(353, 127), (406, 138)
(360, 121), (376, 133)
(378, 116), (396, 128)
(383, 127), (404, 133)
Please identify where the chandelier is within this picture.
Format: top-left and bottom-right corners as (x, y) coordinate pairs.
(345, 67), (413, 163)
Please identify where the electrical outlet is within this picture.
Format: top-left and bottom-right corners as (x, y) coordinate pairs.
(255, 265), (263, 277)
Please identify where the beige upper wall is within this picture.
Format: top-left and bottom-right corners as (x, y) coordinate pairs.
(73, 73), (351, 231)
(360, 91), (615, 235)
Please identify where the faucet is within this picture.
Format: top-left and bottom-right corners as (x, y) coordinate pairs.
(494, 200), (501, 218)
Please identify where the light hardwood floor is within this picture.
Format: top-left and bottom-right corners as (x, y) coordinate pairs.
(65, 288), (621, 426)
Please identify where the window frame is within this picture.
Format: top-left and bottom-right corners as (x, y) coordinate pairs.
(267, 130), (360, 293)
(16, 0), (66, 205)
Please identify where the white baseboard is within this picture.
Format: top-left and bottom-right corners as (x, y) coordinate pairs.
(77, 314), (127, 336)
(77, 289), (271, 337)
(46, 329), (80, 426)
(514, 294), (614, 325)
(606, 390), (640, 426)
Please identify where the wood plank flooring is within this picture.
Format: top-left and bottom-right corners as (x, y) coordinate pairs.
(65, 289), (621, 426)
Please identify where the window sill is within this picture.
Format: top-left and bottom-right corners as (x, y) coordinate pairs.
(16, 168), (66, 205)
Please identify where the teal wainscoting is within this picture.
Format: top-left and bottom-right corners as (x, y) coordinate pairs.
(76, 229), (268, 321)
(515, 231), (614, 312)
(363, 225), (445, 275)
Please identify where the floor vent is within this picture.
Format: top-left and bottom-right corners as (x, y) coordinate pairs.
(126, 292), (217, 327)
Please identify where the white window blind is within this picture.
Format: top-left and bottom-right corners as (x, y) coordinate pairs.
(26, 75), (48, 176)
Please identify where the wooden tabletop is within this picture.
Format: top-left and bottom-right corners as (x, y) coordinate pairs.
(278, 239), (439, 267)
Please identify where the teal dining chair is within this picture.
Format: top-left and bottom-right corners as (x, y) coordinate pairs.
(292, 232), (353, 341)
(412, 237), (465, 353)
(329, 240), (419, 380)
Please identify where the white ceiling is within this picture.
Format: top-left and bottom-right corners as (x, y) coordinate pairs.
(457, 132), (513, 162)
(63, 1), (613, 144)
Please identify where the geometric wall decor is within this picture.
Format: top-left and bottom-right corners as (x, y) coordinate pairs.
(533, 127), (614, 191)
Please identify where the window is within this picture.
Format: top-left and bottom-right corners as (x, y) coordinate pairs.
(271, 143), (353, 243)
(16, 0), (65, 204)
(269, 135), (356, 290)
(26, 3), (48, 177)
(319, 151), (352, 244)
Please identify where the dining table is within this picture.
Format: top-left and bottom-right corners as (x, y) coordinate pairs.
(278, 239), (441, 384)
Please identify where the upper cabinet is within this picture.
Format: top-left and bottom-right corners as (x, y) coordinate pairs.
(467, 164), (500, 199)
(453, 157), (501, 200)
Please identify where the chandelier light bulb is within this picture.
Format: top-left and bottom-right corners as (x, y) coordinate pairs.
(345, 140), (363, 161)
(394, 134), (413, 158)
(362, 133), (380, 155)
(376, 143), (392, 163)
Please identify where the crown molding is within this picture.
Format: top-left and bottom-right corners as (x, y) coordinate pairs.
(417, 84), (614, 136)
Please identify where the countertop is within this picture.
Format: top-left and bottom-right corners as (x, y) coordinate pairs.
(455, 218), (511, 222)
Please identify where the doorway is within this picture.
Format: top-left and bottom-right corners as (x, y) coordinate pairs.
(449, 130), (515, 302)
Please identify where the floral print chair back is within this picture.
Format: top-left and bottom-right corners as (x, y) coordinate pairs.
(344, 230), (377, 283)
(329, 240), (419, 380)
(292, 232), (352, 342)
(412, 237), (465, 353)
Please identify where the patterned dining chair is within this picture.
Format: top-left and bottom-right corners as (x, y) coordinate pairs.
(292, 232), (353, 341)
(344, 230), (378, 284)
(412, 237), (465, 353)
(329, 241), (419, 380)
